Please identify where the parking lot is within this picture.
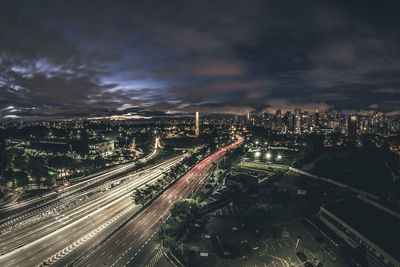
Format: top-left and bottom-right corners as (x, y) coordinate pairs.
(252, 218), (347, 267)
(207, 204), (345, 266)
(211, 202), (270, 217)
(182, 170), (353, 267)
(206, 201), (348, 267)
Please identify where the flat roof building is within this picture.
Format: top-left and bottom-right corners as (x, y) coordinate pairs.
(319, 196), (400, 267)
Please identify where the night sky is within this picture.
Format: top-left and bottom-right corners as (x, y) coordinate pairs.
(1, 0), (400, 119)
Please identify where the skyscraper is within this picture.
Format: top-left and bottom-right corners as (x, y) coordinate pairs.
(275, 110), (282, 132)
(315, 109), (320, 127)
(195, 111), (200, 137)
(295, 108), (301, 133)
(349, 115), (357, 137)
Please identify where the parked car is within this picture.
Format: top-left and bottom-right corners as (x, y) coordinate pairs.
(296, 251), (307, 261)
(313, 258), (323, 266)
(304, 262), (313, 267)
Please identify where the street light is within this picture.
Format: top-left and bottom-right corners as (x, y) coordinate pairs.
(254, 151), (261, 158)
(266, 153), (271, 160)
(277, 154), (282, 160)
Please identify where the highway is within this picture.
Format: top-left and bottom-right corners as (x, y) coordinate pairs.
(0, 156), (182, 254)
(0, 138), (159, 214)
(0, 152), (185, 266)
(76, 137), (243, 267)
(0, 140), (160, 233)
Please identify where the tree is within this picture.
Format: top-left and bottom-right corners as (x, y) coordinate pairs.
(27, 157), (50, 186)
(13, 171), (28, 187)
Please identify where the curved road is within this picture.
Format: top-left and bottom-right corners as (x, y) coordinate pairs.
(76, 137), (243, 267)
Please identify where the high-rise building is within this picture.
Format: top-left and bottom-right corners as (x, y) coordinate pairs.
(274, 110), (282, 132)
(295, 108), (301, 133)
(288, 114), (295, 132)
(344, 112), (349, 135)
(349, 115), (357, 137)
(195, 111), (200, 137)
(315, 109), (320, 127)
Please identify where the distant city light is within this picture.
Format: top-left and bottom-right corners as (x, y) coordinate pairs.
(266, 153), (271, 159)
(254, 151), (261, 158)
(277, 154), (282, 160)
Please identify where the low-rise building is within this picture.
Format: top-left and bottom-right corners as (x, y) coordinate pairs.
(88, 140), (114, 158)
(318, 196), (400, 267)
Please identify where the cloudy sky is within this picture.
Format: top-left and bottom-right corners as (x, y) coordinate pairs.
(1, 0), (400, 119)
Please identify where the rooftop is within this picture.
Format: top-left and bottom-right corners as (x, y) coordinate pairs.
(324, 196), (400, 261)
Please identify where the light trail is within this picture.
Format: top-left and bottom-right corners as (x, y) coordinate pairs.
(76, 137), (243, 267)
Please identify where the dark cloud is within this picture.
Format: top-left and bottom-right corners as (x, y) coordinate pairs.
(1, 0), (400, 119)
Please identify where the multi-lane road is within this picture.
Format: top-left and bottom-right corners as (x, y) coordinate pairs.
(0, 144), (184, 266)
(0, 145), (160, 247)
(77, 137), (243, 267)
(0, 138), (159, 214)
(0, 137), (242, 267)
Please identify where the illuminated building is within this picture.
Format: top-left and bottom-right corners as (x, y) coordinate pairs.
(295, 108), (301, 133)
(195, 111), (200, 137)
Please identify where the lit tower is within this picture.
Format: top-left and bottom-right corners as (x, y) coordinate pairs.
(195, 111), (200, 137)
(295, 108), (301, 133)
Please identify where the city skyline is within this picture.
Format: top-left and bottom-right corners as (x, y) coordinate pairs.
(1, 2), (399, 267)
(1, 1), (400, 121)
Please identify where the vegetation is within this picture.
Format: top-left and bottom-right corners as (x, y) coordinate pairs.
(159, 199), (202, 256)
(219, 146), (245, 170)
(158, 140), (245, 259)
(0, 142), (114, 189)
(311, 147), (394, 193)
(0, 138), (154, 201)
(132, 146), (208, 204)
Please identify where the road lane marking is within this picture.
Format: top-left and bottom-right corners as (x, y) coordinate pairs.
(282, 239), (289, 246)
